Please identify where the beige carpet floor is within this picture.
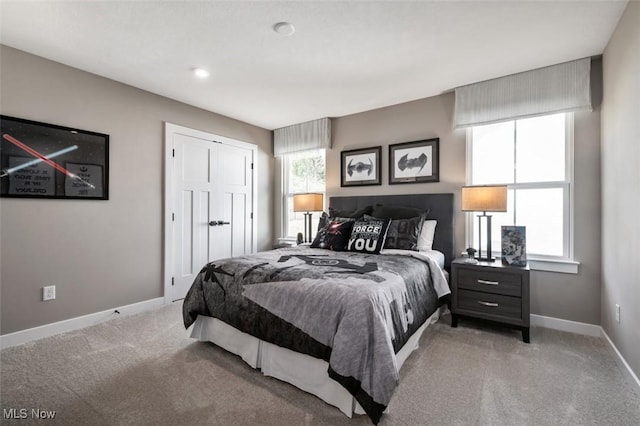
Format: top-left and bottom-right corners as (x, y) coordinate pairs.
(1, 302), (639, 425)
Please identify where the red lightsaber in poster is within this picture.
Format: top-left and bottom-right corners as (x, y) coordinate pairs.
(2, 133), (95, 189)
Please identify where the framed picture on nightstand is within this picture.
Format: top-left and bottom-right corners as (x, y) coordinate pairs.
(502, 226), (526, 266)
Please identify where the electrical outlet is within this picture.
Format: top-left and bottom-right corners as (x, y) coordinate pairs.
(43, 285), (56, 301)
(615, 304), (621, 323)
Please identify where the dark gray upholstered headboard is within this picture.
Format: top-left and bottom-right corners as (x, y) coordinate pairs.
(329, 193), (455, 271)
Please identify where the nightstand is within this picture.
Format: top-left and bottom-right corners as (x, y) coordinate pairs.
(451, 258), (530, 343)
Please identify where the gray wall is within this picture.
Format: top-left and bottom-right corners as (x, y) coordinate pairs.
(327, 87), (603, 325)
(601, 2), (640, 378)
(327, 92), (466, 249)
(0, 46), (274, 335)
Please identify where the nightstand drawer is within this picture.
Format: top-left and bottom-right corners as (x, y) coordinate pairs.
(458, 268), (522, 297)
(457, 289), (522, 320)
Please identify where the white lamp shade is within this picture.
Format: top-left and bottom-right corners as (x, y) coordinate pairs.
(293, 193), (324, 212)
(461, 185), (507, 212)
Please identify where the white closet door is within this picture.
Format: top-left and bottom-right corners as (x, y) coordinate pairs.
(166, 124), (255, 302)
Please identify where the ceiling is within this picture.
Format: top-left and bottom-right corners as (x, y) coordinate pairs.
(0, 1), (628, 130)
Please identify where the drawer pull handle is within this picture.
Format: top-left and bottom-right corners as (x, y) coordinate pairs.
(477, 279), (499, 286)
(478, 301), (499, 307)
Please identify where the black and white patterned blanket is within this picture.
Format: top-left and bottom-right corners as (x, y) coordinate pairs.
(183, 247), (450, 424)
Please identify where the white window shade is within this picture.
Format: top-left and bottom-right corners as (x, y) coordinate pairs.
(274, 117), (331, 157)
(454, 58), (591, 128)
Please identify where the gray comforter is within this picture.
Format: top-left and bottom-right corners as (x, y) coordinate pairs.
(183, 247), (450, 424)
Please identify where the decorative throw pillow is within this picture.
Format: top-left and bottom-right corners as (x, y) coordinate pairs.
(370, 204), (430, 220)
(380, 215), (426, 251)
(311, 218), (354, 250)
(347, 218), (391, 254)
(317, 211), (330, 232)
(417, 220), (437, 251)
(315, 213), (352, 237)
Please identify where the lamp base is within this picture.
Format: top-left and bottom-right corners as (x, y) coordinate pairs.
(303, 212), (313, 243)
(476, 212), (496, 262)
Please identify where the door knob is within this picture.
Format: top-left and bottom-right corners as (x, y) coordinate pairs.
(208, 221), (218, 226)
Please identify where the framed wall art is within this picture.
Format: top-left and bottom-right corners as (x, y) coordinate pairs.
(340, 146), (381, 187)
(0, 115), (109, 200)
(389, 138), (439, 184)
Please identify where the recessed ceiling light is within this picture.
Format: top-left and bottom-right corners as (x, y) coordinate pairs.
(273, 22), (295, 36)
(193, 68), (210, 79)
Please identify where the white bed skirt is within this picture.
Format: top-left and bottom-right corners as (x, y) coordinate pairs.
(189, 307), (444, 417)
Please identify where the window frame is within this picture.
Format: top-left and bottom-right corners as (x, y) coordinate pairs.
(465, 113), (578, 273)
(280, 149), (326, 239)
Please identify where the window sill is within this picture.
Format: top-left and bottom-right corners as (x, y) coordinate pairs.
(277, 237), (297, 243)
(527, 258), (580, 274)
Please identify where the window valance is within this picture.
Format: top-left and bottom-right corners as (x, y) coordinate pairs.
(273, 117), (331, 157)
(454, 58), (591, 128)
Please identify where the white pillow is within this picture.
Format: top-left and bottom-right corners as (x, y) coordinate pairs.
(417, 220), (437, 251)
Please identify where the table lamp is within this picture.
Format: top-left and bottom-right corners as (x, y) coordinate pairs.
(461, 185), (507, 261)
(293, 193), (324, 243)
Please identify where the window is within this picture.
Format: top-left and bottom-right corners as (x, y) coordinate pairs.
(282, 149), (326, 238)
(468, 113), (574, 267)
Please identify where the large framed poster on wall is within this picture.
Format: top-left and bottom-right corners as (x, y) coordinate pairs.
(0, 115), (109, 200)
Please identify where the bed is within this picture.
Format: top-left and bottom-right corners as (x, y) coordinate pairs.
(182, 193), (454, 424)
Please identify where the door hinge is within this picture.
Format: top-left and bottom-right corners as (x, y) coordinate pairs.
(250, 212), (254, 220)
(251, 163), (254, 170)
(172, 212), (175, 221)
(172, 149), (175, 157)
(171, 277), (175, 286)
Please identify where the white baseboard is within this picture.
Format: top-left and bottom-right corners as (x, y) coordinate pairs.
(530, 313), (602, 337)
(0, 297), (166, 349)
(601, 328), (640, 394)
(531, 314), (639, 395)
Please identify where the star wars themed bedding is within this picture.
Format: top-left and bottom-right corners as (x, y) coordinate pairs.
(183, 246), (450, 424)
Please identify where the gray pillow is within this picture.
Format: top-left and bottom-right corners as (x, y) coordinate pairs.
(366, 214), (425, 251)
